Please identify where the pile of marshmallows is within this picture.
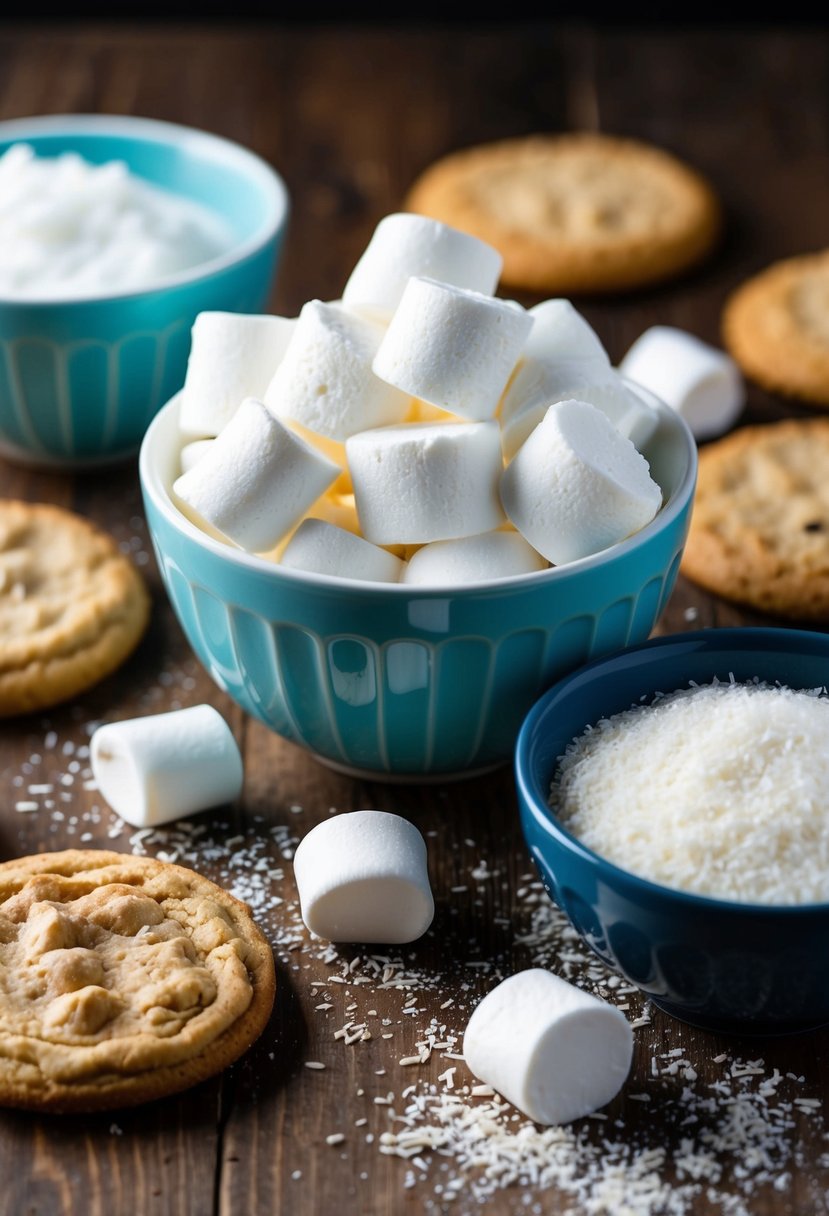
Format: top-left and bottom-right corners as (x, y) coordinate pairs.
(171, 212), (742, 586)
(90, 703), (633, 1127)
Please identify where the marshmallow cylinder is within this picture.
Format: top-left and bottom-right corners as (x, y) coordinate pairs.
(463, 968), (633, 1126)
(500, 359), (658, 461)
(179, 438), (214, 474)
(342, 213), (503, 316)
(372, 277), (532, 421)
(179, 312), (296, 438)
(402, 531), (547, 585)
(173, 396), (339, 552)
(90, 705), (243, 829)
(265, 299), (410, 440)
(618, 325), (745, 440)
(525, 299), (611, 366)
(281, 519), (404, 583)
(293, 810), (434, 944)
(347, 421), (506, 545)
(500, 399), (663, 565)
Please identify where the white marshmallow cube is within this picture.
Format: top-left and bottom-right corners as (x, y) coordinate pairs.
(500, 359), (659, 461)
(372, 277), (532, 421)
(281, 518), (404, 583)
(90, 705), (243, 829)
(500, 398), (662, 565)
(292, 810), (434, 944)
(179, 438), (213, 474)
(173, 396), (339, 553)
(342, 212), (502, 317)
(525, 299), (611, 366)
(265, 299), (411, 441)
(618, 325), (745, 440)
(402, 530), (547, 585)
(463, 968), (633, 1126)
(179, 311), (296, 438)
(347, 421), (506, 545)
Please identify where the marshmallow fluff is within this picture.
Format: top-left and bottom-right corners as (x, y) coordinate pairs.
(347, 420), (506, 545)
(402, 531), (548, 585)
(372, 276), (532, 421)
(265, 299), (411, 441)
(281, 518), (404, 583)
(90, 704), (244, 829)
(619, 325), (745, 440)
(0, 143), (231, 299)
(174, 396), (339, 552)
(500, 398), (662, 565)
(179, 311), (296, 438)
(463, 968), (633, 1126)
(292, 810), (434, 944)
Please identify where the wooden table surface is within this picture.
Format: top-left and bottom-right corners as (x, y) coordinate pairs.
(0, 19), (828, 1216)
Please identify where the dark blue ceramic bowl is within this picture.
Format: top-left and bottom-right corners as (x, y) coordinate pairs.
(515, 627), (829, 1035)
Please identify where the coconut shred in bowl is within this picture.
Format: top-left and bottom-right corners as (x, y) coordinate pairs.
(0, 143), (232, 298)
(549, 679), (829, 904)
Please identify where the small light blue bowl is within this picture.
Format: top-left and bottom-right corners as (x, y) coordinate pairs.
(515, 626), (829, 1034)
(0, 114), (289, 468)
(139, 384), (696, 781)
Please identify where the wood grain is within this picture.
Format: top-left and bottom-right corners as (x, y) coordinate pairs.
(0, 20), (827, 1216)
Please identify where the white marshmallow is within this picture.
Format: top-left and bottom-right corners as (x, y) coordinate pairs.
(618, 325), (745, 439)
(292, 810), (434, 944)
(173, 396), (339, 553)
(179, 311), (296, 438)
(347, 421), (506, 545)
(90, 704), (243, 829)
(463, 968), (633, 1126)
(500, 359), (659, 461)
(281, 518), (404, 583)
(500, 399), (662, 565)
(372, 277), (532, 421)
(179, 438), (213, 474)
(525, 299), (611, 366)
(342, 213), (502, 317)
(265, 299), (410, 440)
(402, 530), (547, 585)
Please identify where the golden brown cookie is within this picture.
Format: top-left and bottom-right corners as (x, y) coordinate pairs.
(0, 500), (151, 717)
(403, 132), (721, 294)
(0, 849), (275, 1112)
(722, 249), (829, 407)
(681, 418), (829, 620)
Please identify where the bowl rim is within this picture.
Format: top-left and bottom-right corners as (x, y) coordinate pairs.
(515, 624), (829, 916)
(0, 112), (290, 306)
(139, 381), (698, 598)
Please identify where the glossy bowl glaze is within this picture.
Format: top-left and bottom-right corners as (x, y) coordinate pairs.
(0, 114), (289, 468)
(515, 627), (829, 1034)
(139, 384), (696, 780)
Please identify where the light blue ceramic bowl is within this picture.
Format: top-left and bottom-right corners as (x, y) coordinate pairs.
(516, 628), (829, 1033)
(139, 385), (697, 780)
(0, 114), (289, 468)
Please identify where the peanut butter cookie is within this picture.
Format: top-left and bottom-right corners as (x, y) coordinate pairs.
(404, 133), (721, 294)
(722, 249), (829, 407)
(0, 500), (151, 716)
(0, 850), (275, 1112)
(681, 418), (829, 620)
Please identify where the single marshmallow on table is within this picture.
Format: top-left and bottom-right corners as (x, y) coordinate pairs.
(293, 810), (434, 944)
(463, 968), (633, 1126)
(265, 299), (411, 441)
(347, 420), (506, 545)
(178, 311), (296, 438)
(524, 298), (611, 366)
(372, 276), (532, 422)
(402, 530), (547, 585)
(174, 396), (339, 553)
(500, 398), (663, 565)
(281, 519), (404, 583)
(618, 325), (745, 440)
(179, 438), (213, 474)
(342, 212), (503, 317)
(499, 358), (659, 461)
(90, 705), (243, 829)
